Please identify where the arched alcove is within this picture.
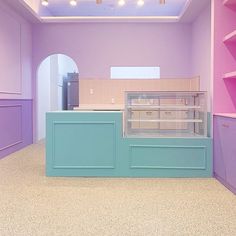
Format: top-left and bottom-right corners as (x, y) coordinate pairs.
(36, 54), (78, 141)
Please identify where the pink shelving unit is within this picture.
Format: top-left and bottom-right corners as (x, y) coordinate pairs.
(223, 30), (236, 43)
(213, 0), (236, 112)
(223, 0), (236, 4)
(214, 0), (236, 195)
(214, 113), (236, 118)
(222, 2), (236, 82)
(223, 0), (236, 10)
(223, 71), (236, 79)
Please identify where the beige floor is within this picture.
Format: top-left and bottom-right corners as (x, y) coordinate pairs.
(0, 143), (236, 236)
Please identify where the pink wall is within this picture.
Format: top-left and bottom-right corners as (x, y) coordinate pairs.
(0, 1), (32, 99)
(213, 0), (236, 113)
(32, 23), (192, 79)
(191, 2), (211, 111)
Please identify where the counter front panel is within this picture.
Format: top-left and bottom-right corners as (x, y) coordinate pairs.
(46, 111), (212, 177)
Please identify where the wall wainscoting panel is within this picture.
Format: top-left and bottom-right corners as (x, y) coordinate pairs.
(52, 121), (116, 169)
(0, 105), (22, 150)
(0, 8), (22, 94)
(129, 145), (207, 170)
(0, 99), (33, 159)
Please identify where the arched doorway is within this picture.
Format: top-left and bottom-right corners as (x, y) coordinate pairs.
(36, 54), (78, 141)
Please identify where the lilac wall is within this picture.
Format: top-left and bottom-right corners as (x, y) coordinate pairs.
(213, 0), (236, 113)
(191, 3), (211, 111)
(33, 23), (192, 79)
(32, 23), (193, 141)
(0, 1), (32, 99)
(0, 1), (33, 158)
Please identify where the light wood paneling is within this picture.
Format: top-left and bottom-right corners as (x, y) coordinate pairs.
(79, 77), (200, 105)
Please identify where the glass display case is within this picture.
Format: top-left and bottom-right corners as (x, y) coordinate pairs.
(124, 91), (207, 137)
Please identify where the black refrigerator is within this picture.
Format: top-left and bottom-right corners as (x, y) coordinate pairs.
(62, 73), (79, 110)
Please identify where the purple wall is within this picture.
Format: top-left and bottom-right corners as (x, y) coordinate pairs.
(0, 100), (33, 159)
(32, 22), (193, 141)
(33, 23), (192, 79)
(1, 1), (212, 149)
(0, 1), (33, 158)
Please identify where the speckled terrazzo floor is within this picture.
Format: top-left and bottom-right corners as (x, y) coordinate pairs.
(0, 142), (236, 236)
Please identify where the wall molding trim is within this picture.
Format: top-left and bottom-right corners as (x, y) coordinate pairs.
(0, 7), (22, 95)
(0, 141), (23, 152)
(0, 104), (23, 151)
(0, 99), (33, 159)
(129, 144), (207, 170)
(51, 121), (116, 169)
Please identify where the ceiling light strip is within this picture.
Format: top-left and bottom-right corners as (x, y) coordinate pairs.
(41, 16), (180, 23)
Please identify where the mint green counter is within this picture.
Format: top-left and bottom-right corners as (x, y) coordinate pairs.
(46, 111), (212, 177)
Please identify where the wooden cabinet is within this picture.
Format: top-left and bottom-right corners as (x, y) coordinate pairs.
(214, 115), (236, 194)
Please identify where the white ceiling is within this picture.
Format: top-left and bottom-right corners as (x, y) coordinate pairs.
(17, 0), (211, 22)
(42, 0), (189, 17)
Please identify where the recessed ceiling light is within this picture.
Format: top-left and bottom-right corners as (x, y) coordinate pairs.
(70, 0), (77, 6)
(118, 0), (125, 6)
(41, 0), (48, 6)
(137, 0), (144, 7)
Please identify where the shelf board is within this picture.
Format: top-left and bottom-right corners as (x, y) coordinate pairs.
(223, 30), (236, 43)
(223, 0), (236, 10)
(127, 105), (201, 110)
(223, 71), (236, 79)
(214, 113), (236, 119)
(128, 119), (203, 123)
